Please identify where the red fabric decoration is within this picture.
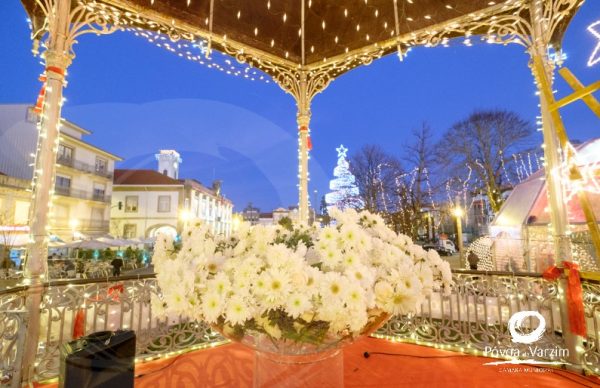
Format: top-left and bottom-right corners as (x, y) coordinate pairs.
(46, 66), (65, 76)
(33, 66), (66, 114)
(543, 261), (587, 336)
(107, 284), (124, 302)
(33, 75), (47, 114)
(307, 135), (313, 151)
(298, 125), (308, 132)
(72, 308), (86, 339)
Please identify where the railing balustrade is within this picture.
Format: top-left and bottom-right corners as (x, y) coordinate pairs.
(0, 270), (598, 386)
(53, 186), (111, 203)
(56, 157), (113, 179)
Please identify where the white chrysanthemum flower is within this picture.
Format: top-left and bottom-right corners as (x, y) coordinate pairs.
(321, 246), (343, 269)
(205, 254), (225, 274)
(225, 295), (253, 326)
(319, 226), (338, 242)
(207, 272), (231, 295)
(345, 283), (366, 309)
(341, 250), (361, 268)
(263, 268), (291, 306)
(286, 292), (312, 318)
(347, 308), (368, 333)
(381, 290), (418, 315)
(345, 264), (375, 289)
(202, 292), (224, 323)
(320, 273), (349, 301)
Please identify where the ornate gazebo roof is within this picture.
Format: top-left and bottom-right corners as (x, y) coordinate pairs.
(21, 0), (584, 79)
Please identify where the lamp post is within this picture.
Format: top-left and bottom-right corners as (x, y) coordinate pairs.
(69, 218), (79, 241)
(452, 205), (464, 262)
(179, 209), (192, 234)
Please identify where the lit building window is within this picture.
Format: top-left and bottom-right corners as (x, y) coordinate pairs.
(123, 224), (137, 238)
(125, 196), (138, 213)
(157, 195), (171, 213)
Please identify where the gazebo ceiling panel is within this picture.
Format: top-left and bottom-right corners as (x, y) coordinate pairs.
(109, 0), (503, 65)
(21, 0), (583, 74)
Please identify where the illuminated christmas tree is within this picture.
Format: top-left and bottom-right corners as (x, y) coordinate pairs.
(325, 145), (364, 210)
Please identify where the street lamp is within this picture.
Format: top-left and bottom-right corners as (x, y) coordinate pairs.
(179, 209), (192, 232)
(232, 214), (242, 232)
(452, 206), (464, 262)
(69, 218), (79, 241)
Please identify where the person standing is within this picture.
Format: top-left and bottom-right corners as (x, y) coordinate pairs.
(111, 257), (124, 277)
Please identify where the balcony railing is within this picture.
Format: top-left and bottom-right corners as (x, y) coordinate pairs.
(51, 217), (110, 230)
(0, 175), (30, 190)
(56, 156), (113, 179)
(54, 186), (111, 203)
(0, 271), (598, 387)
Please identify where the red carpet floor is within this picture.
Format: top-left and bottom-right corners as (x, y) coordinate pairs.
(37, 337), (600, 387)
(133, 337), (600, 387)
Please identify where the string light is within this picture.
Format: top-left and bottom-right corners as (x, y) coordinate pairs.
(128, 28), (270, 84)
(587, 20), (600, 67)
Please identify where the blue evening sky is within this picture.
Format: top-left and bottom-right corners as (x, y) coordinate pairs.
(0, 1), (599, 211)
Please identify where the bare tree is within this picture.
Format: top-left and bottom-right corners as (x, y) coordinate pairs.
(435, 110), (534, 213)
(0, 209), (20, 275)
(394, 123), (438, 239)
(350, 145), (402, 214)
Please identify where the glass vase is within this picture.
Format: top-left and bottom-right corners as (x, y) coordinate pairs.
(254, 346), (343, 388)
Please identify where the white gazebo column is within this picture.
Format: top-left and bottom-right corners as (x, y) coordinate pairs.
(529, 0), (571, 263)
(528, 0), (581, 369)
(21, 0), (73, 382)
(296, 71), (311, 224)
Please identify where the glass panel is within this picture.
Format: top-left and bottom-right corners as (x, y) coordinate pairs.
(157, 195), (171, 212)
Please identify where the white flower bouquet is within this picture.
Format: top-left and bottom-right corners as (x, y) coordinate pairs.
(152, 208), (452, 352)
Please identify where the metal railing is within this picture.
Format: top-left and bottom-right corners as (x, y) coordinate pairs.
(0, 175), (29, 190)
(376, 270), (600, 375)
(0, 270), (598, 386)
(51, 218), (110, 230)
(56, 157), (113, 179)
(54, 186), (111, 203)
(0, 275), (223, 386)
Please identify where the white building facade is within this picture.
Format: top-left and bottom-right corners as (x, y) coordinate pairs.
(110, 150), (233, 238)
(0, 104), (121, 240)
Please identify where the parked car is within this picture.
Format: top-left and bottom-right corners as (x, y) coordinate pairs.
(423, 239), (457, 256)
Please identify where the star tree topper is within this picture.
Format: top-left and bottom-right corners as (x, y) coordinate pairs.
(336, 144), (349, 159)
(588, 20), (600, 67)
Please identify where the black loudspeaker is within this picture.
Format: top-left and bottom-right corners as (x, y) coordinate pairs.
(59, 330), (136, 388)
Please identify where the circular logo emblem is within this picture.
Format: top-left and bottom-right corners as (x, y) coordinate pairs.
(508, 310), (546, 344)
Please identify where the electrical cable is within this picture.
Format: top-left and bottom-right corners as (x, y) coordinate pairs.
(134, 354), (184, 379)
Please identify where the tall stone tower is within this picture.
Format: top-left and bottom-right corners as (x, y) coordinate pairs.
(155, 150), (182, 179)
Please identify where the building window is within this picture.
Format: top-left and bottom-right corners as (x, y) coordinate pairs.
(55, 175), (71, 195)
(95, 157), (108, 174)
(93, 183), (106, 201)
(125, 196), (138, 213)
(157, 195), (171, 213)
(14, 201), (30, 225)
(26, 107), (38, 123)
(57, 144), (74, 165)
(123, 224), (137, 239)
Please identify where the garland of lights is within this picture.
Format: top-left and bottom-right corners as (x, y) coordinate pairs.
(128, 28), (271, 84)
(587, 20), (600, 67)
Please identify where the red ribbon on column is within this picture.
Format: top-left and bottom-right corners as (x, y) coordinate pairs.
(542, 261), (587, 336)
(72, 308), (86, 339)
(33, 75), (47, 114)
(298, 125), (313, 151)
(33, 66), (66, 114)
